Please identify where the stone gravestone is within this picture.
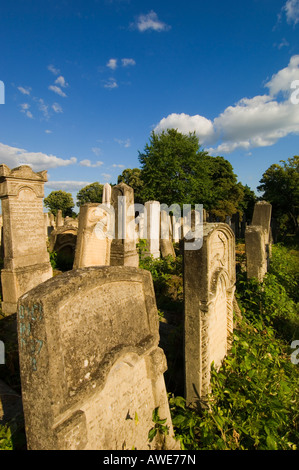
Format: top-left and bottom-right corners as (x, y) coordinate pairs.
(73, 203), (112, 268)
(245, 201), (272, 282)
(0, 165), (52, 315)
(160, 210), (176, 259)
(184, 223), (236, 405)
(110, 183), (139, 267)
(143, 201), (160, 259)
(17, 266), (179, 450)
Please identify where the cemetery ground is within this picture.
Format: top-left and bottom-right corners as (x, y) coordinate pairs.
(0, 239), (298, 450)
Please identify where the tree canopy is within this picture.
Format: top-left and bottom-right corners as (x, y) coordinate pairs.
(44, 190), (75, 217)
(136, 129), (248, 219)
(76, 182), (104, 207)
(257, 156), (299, 234)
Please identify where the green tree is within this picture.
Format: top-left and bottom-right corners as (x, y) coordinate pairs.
(76, 182), (103, 207)
(117, 168), (144, 204)
(257, 156), (299, 235)
(44, 190), (75, 217)
(138, 129), (246, 219)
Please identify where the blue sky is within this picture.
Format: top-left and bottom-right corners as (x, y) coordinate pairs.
(0, 0), (298, 210)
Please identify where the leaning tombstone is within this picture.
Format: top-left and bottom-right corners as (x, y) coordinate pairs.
(0, 164), (52, 315)
(110, 183), (139, 267)
(17, 266), (179, 450)
(184, 223), (236, 405)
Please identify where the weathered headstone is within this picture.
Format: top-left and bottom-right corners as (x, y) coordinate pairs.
(245, 226), (267, 281)
(184, 223), (235, 405)
(245, 201), (272, 282)
(73, 203), (111, 268)
(55, 209), (64, 227)
(110, 183), (139, 267)
(143, 201), (160, 259)
(17, 266), (179, 450)
(160, 210), (176, 259)
(0, 165), (52, 315)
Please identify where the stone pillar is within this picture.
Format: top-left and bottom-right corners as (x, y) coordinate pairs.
(110, 183), (139, 267)
(0, 164), (52, 315)
(184, 223), (235, 405)
(144, 201), (160, 259)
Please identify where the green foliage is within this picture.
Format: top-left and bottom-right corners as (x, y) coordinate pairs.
(49, 250), (57, 270)
(257, 156), (299, 235)
(0, 424), (13, 450)
(76, 182), (103, 207)
(168, 242), (299, 450)
(44, 190), (75, 217)
(148, 407), (169, 443)
(138, 129), (246, 219)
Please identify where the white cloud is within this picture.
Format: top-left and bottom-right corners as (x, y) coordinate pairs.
(265, 55), (299, 96)
(55, 75), (68, 88)
(0, 142), (77, 171)
(154, 113), (214, 142)
(114, 138), (131, 148)
(121, 58), (136, 67)
(154, 55), (299, 155)
(49, 85), (67, 97)
(45, 129), (52, 134)
(284, 0), (299, 25)
(45, 181), (92, 192)
(91, 147), (102, 157)
(275, 38), (290, 49)
(48, 64), (60, 75)
(19, 103), (34, 119)
(112, 163), (125, 168)
(79, 159), (104, 167)
(103, 78), (118, 89)
(17, 86), (31, 95)
(133, 11), (171, 32)
(37, 98), (49, 118)
(107, 58), (118, 70)
(101, 173), (112, 180)
(52, 102), (63, 113)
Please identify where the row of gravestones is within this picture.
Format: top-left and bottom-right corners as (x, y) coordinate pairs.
(0, 164), (272, 450)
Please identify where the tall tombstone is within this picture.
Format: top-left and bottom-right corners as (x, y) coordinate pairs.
(110, 182), (139, 267)
(102, 182), (112, 207)
(245, 201), (272, 282)
(160, 210), (176, 259)
(144, 201), (160, 259)
(0, 165), (53, 315)
(17, 266), (179, 450)
(184, 223), (236, 405)
(73, 203), (112, 268)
